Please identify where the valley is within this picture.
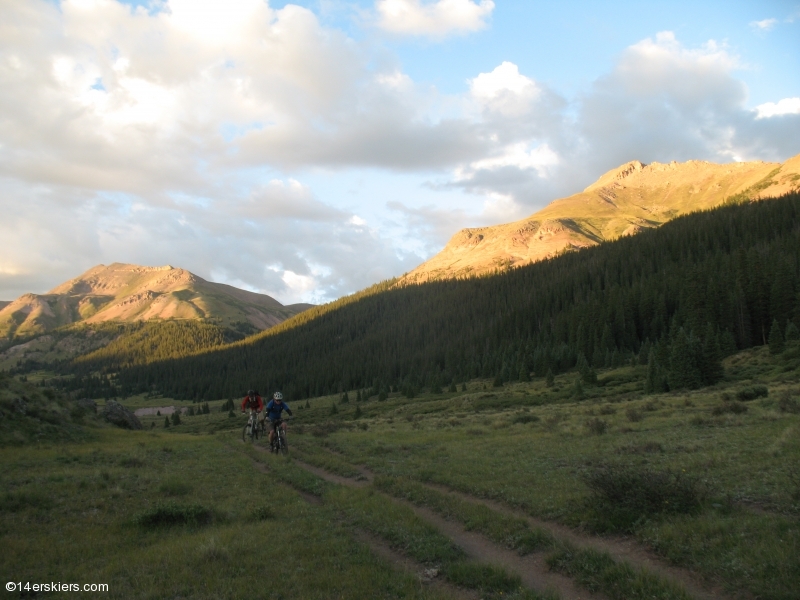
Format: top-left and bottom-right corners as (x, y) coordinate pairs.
(2, 341), (798, 599)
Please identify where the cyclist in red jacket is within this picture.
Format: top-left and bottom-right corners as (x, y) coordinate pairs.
(240, 389), (264, 418)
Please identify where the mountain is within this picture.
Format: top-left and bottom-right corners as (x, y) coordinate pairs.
(402, 153), (800, 283)
(0, 263), (312, 339)
(102, 192), (800, 402)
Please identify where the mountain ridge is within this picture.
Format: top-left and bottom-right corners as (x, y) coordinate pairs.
(401, 153), (800, 283)
(0, 263), (311, 339)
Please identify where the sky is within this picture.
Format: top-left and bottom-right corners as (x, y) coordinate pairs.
(1, 0), (799, 305)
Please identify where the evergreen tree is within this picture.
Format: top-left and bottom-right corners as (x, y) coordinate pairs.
(519, 365), (530, 382)
(341, 391), (350, 403)
(171, 411), (181, 426)
(330, 402), (339, 415)
(699, 323), (724, 385)
(164, 417), (170, 428)
(354, 404), (362, 419)
(769, 319), (785, 355)
(644, 348), (658, 394)
(669, 328), (703, 390)
(448, 381), (457, 393)
(461, 383), (467, 392)
(786, 322), (800, 343)
(305, 399), (311, 408)
(545, 369), (555, 387)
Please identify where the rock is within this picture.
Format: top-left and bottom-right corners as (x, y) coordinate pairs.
(12, 397), (27, 414)
(101, 400), (143, 430)
(75, 398), (98, 414)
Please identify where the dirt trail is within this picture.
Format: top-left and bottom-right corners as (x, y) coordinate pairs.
(250, 451), (475, 599)
(292, 459), (604, 600)
(299, 455), (733, 600)
(417, 481), (728, 600)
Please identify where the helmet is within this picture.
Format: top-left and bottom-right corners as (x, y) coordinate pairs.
(247, 389), (254, 396)
(273, 391), (283, 401)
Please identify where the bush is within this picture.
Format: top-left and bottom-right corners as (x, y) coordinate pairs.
(251, 505), (275, 521)
(712, 401), (748, 416)
(625, 407), (642, 422)
(585, 418), (607, 435)
(584, 464), (704, 532)
(135, 502), (212, 528)
(736, 385), (769, 401)
(512, 413), (539, 424)
(778, 392), (800, 414)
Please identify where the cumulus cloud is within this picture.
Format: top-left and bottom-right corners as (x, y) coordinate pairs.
(376, 0), (494, 37)
(750, 18), (778, 31)
(755, 97), (800, 119)
(0, 2), (797, 304)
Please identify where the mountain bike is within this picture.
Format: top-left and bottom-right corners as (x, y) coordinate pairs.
(242, 410), (260, 443)
(270, 418), (290, 455)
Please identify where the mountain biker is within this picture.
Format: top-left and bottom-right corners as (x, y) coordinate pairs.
(266, 391), (293, 450)
(240, 389), (264, 424)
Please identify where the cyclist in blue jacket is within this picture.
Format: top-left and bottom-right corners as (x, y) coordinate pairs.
(266, 391), (293, 450)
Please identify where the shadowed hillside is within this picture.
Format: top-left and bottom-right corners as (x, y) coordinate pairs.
(94, 192), (800, 402)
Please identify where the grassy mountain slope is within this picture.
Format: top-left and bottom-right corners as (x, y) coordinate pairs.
(103, 192), (800, 402)
(402, 153), (800, 282)
(0, 263), (311, 339)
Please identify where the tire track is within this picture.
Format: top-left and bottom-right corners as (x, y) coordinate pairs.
(295, 452), (732, 600)
(292, 458), (603, 600)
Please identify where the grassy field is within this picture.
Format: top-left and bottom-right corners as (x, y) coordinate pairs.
(1, 343), (799, 599)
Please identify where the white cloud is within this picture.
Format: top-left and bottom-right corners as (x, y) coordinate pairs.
(461, 143), (559, 178)
(755, 97), (800, 119)
(376, 0), (494, 37)
(469, 61), (540, 116)
(750, 18), (778, 31)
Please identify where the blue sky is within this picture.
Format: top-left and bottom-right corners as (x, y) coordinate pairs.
(1, 0), (798, 304)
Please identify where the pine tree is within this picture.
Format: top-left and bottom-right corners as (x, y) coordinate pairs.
(356, 389), (361, 402)
(341, 391), (349, 403)
(330, 402), (339, 415)
(354, 404), (362, 419)
(545, 369), (555, 387)
(669, 328), (703, 390)
(644, 348), (658, 394)
(461, 383), (467, 392)
(786, 322), (800, 343)
(171, 411), (181, 426)
(769, 319), (785, 355)
(305, 399), (311, 408)
(519, 365), (530, 382)
(164, 417), (170, 428)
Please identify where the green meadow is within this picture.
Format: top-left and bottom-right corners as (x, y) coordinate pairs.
(2, 343), (799, 599)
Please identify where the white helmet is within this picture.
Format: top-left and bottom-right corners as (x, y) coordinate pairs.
(273, 391), (283, 401)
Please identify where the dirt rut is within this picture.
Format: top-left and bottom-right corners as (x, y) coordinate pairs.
(292, 459), (605, 600)
(296, 456), (734, 600)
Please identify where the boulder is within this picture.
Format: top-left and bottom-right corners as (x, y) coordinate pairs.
(101, 401), (142, 430)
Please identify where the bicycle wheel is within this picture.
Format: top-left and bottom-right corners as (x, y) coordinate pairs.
(242, 424), (248, 443)
(253, 424), (259, 441)
(279, 431), (288, 455)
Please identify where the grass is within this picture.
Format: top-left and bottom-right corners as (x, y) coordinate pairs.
(547, 543), (694, 600)
(3, 342), (799, 599)
(0, 428), (456, 599)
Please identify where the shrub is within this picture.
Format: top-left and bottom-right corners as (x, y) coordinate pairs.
(512, 413), (539, 424)
(585, 418), (607, 435)
(584, 464), (704, 532)
(158, 478), (192, 496)
(625, 407), (642, 422)
(711, 401), (748, 416)
(778, 393), (800, 414)
(736, 385), (769, 401)
(251, 505), (275, 521)
(135, 502), (212, 528)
